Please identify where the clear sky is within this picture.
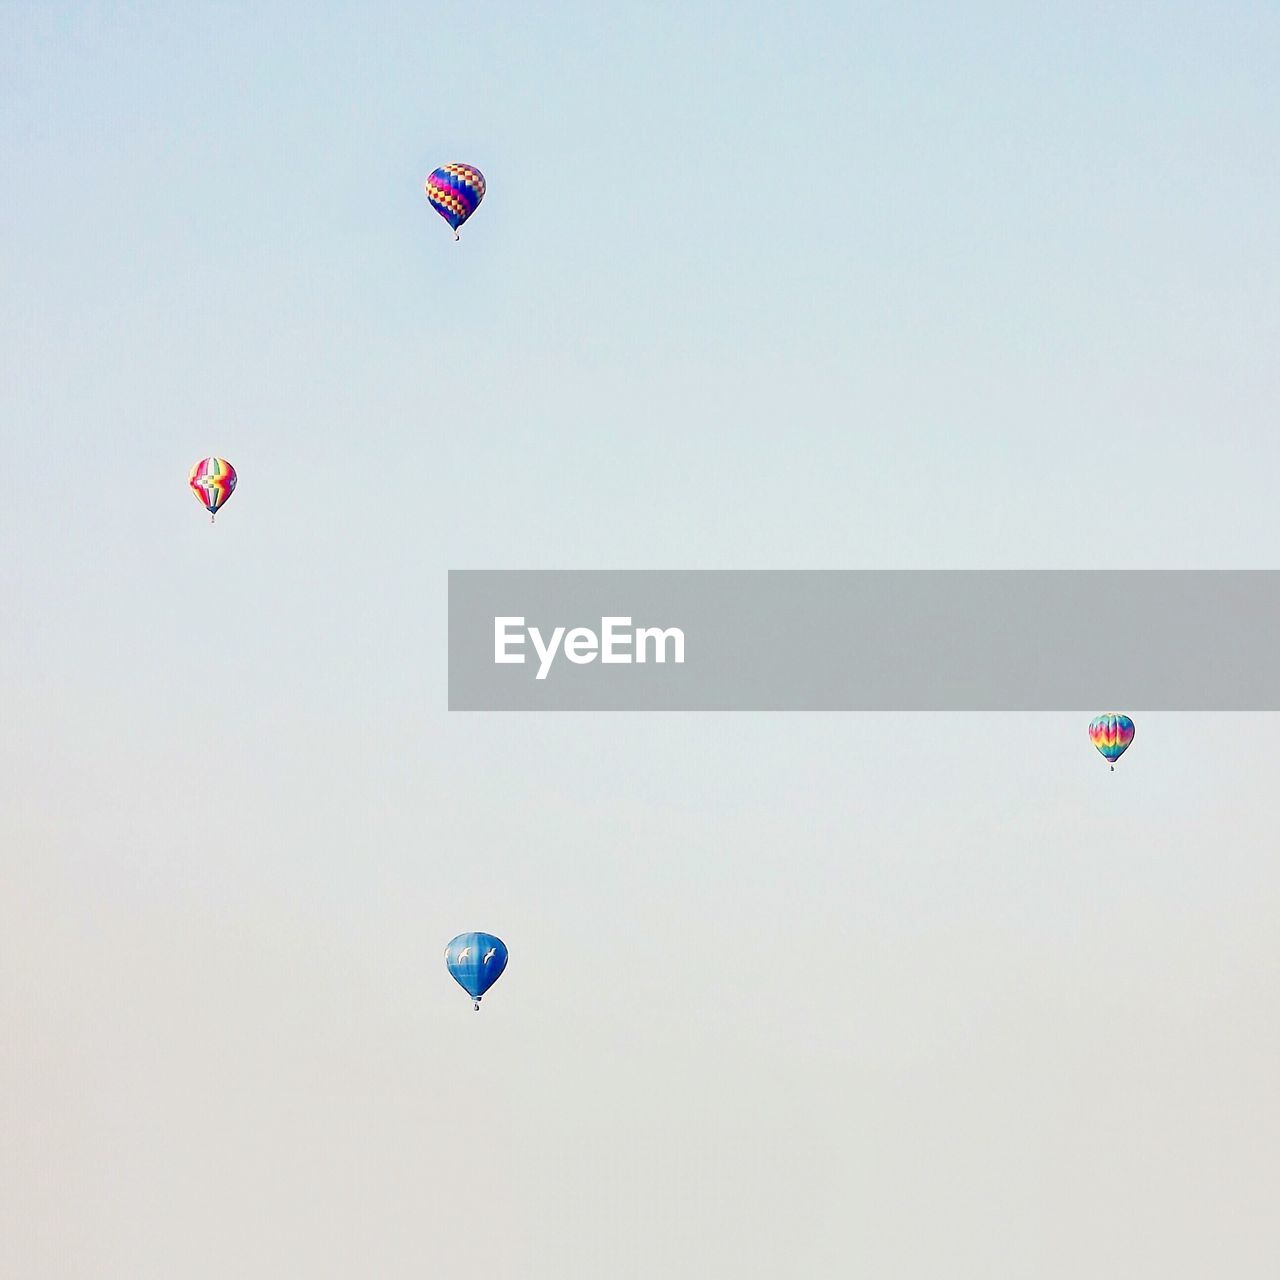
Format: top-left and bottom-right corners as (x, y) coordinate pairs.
(2, 3), (1278, 1275)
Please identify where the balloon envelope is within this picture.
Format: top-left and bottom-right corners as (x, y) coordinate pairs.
(189, 457), (237, 516)
(1089, 712), (1135, 763)
(425, 163), (486, 235)
(445, 932), (508, 1001)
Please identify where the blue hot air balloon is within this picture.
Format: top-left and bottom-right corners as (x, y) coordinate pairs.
(445, 932), (508, 1010)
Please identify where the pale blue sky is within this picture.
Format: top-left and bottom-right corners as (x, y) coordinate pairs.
(2, 4), (1279, 1276)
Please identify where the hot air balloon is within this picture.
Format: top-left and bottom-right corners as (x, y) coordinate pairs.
(425, 163), (486, 240)
(189, 457), (237, 523)
(445, 932), (508, 1010)
(1089, 713), (1134, 770)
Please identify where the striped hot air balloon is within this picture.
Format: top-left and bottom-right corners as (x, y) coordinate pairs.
(189, 457), (237, 523)
(1089, 713), (1134, 770)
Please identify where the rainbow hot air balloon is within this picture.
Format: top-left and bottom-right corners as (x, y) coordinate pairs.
(189, 457), (237, 523)
(445, 932), (508, 1010)
(1089, 713), (1134, 770)
(425, 163), (486, 240)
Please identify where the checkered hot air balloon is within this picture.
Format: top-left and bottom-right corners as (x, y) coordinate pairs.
(425, 163), (486, 240)
(1089, 713), (1134, 770)
(189, 457), (237, 523)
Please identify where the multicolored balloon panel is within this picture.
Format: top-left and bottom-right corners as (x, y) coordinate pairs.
(425, 163), (486, 238)
(445, 932), (508, 1009)
(189, 457), (237, 519)
(1089, 713), (1135, 766)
